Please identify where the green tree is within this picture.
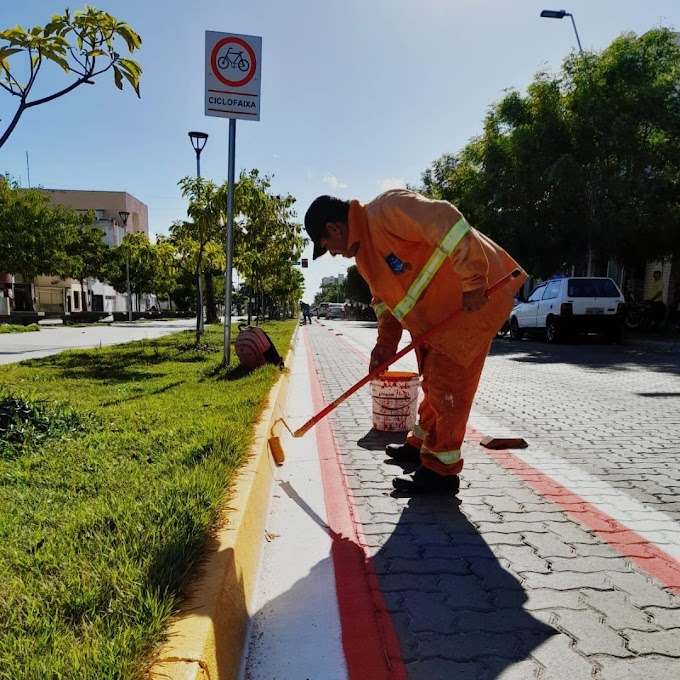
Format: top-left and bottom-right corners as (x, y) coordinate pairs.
(231, 170), (306, 324)
(345, 265), (372, 304)
(176, 177), (224, 340)
(0, 6), (142, 148)
(62, 221), (109, 310)
(417, 28), (680, 280)
(107, 232), (158, 312)
(0, 181), (95, 311)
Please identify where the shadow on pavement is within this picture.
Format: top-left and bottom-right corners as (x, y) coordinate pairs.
(279, 473), (556, 679)
(371, 493), (556, 677)
(492, 337), (680, 376)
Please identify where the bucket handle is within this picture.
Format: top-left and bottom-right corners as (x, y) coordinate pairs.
(372, 394), (419, 412)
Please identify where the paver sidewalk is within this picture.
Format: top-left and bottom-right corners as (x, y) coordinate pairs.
(298, 321), (680, 680)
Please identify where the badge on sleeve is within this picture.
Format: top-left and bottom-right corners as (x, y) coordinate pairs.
(385, 253), (412, 275)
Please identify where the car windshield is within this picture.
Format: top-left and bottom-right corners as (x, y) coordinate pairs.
(567, 279), (621, 298)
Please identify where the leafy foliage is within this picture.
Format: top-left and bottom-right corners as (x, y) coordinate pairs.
(0, 6), (142, 148)
(416, 28), (680, 279)
(345, 265), (372, 304)
(0, 180), (107, 310)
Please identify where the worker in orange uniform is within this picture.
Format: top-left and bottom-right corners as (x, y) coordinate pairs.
(304, 189), (527, 494)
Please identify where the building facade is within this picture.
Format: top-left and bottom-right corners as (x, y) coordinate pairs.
(6, 190), (152, 315)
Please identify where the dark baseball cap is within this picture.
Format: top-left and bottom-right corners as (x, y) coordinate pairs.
(304, 195), (349, 260)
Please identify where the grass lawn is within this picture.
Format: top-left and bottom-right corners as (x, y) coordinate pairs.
(0, 321), (296, 680)
(0, 323), (40, 333)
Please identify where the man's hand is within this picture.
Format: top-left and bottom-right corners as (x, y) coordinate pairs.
(462, 288), (488, 312)
(370, 344), (396, 373)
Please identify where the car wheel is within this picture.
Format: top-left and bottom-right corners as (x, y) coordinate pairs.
(546, 317), (560, 343)
(509, 317), (524, 340)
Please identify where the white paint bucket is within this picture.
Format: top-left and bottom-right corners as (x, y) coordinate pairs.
(370, 371), (420, 432)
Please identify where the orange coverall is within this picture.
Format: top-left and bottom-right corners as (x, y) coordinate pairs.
(349, 189), (527, 476)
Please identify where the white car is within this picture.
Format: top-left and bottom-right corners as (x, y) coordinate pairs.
(509, 277), (625, 343)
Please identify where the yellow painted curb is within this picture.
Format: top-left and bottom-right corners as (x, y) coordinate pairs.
(147, 337), (296, 680)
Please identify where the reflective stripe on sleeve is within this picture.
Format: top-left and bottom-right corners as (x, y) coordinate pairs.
(372, 301), (389, 318)
(392, 217), (470, 322)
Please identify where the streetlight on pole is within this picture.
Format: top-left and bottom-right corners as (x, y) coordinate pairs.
(541, 9), (593, 275)
(188, 131), (208, 178)
(540, 9), (583, 52)
(188, 131), (208, 334)
(118, 211), (133, 322)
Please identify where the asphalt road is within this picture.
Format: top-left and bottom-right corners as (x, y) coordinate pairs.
(0, 319), (197, 364)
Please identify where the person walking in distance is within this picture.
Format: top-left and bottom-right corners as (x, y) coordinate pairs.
(304, 189), (526, 495)
(300, 300), (312, 325)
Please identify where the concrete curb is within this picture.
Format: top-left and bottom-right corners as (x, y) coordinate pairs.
(147, 338), (296, 680)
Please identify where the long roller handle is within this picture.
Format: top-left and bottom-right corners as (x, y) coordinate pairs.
(292, 268), (522, 438)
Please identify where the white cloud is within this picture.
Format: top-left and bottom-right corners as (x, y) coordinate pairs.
(377, 177), (406, 192)
(272, 153), (280, 159)
(323, 174), (347, 190)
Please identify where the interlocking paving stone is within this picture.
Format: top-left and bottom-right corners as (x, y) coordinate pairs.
(644, 605), (680, 628)
(625, 628), (680, 655)
(407, 658), (486, 680)
(582, 589), (660, 631)
(607, 572), (680, 607)
(547, 608), (633, 657)
(597, 655), (680, 679)
(304, 325), (680, 679)
(516, 632), (599, 680)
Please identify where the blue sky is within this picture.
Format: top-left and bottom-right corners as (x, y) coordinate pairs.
(1, 0), (677, 298)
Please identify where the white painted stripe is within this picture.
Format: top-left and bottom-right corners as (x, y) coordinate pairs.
(468, 410), (680, 562)
(241, 332), (347, 680)
(325, 321), (680, 564)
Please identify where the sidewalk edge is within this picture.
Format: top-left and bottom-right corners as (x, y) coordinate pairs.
(147, 336), (296, 680)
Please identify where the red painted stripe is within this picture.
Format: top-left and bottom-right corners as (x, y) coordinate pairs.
(465, 426), (680, 593)
(322, 327), (680, 594)
(303, 332), (407, 680)
(208, 88), (258, 97)
(206, 108), (258, 115)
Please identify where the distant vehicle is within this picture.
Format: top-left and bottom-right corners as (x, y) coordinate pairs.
(325, 303), (345, 319)
(508, 277), (625, 343)
(310, 306), (318, 318)
(318, 302), (330, 318)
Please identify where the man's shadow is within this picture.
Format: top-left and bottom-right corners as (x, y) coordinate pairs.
(278, 456), (556, 679)
(355, 429), (557, 677)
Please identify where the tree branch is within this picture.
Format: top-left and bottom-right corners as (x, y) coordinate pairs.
(22, 58), (118, 109)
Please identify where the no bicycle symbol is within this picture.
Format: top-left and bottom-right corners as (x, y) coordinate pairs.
(211, 36), (257, 87)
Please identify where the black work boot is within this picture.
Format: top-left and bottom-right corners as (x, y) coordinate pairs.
(392, 466), (460, 494)
(385, 442), (421, 463)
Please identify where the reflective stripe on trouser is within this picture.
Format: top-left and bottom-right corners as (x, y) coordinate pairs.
(406, 421), (429, 449)
(417, 342), (491, 477)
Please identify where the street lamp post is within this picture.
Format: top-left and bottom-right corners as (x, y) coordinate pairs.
(188, 131), (209, 334)
(118, 210), (133, 322)
(540, 9), (583, 52)
(188, 131), (209, 179)
(541, 9), (593, 275)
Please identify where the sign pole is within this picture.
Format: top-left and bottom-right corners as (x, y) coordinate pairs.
(224, 117), (236, 365)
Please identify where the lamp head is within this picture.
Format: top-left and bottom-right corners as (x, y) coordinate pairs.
(188, 131), (209, 153)
(540, 9), (568, 19)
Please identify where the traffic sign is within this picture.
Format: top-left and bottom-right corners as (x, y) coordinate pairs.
(205, 31), (262, 121)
